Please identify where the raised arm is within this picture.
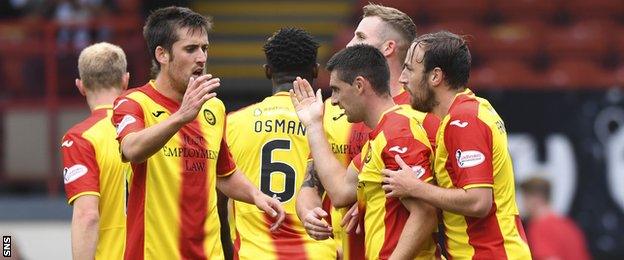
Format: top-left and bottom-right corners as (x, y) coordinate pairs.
(290, 77), (357, 207)
(115, 75), (220, 162)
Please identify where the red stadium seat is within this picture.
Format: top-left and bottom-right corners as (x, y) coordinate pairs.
(476, 21), (545, 62)
(470, 59), (544, 89)
(564, 0), (624, 20)
(420, 0), (489, 22)
(545, 59), (616, 89)
(544, 20), (612, 62)
(492, 0), (561, 23)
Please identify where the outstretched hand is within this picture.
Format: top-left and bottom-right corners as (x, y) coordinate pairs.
(290, 77), (324, 127)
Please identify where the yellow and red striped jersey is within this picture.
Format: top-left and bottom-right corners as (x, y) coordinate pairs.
(112, 81), (237, 260)
(62, 105), (129, 260)
(323, 89), (440, 259)
(350, 105), (438, 260)
(226, 92), (336, 259)
(434, 89), (531, 259)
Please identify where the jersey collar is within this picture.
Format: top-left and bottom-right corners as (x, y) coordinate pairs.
(369, 105), (401, 139)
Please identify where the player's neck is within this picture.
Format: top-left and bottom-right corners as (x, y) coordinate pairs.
(364, 95), (396, 129)
(388, 59), (403, 97)
(86, 89), (122, 111)
(154, 74), (184, 102)
(272, 82), (293, 94)
(433, 86), (463, 119)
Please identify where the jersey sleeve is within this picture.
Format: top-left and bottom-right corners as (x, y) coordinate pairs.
(443, 114), (494, 189)
(216, 138), (237, 177)
(61, 134), (100, 204)
(381, 136), (433, 183)
(111, 97), (145, 143)
(350, 152), (363, 173)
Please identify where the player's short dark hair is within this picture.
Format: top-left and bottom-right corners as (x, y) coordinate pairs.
(326, 44), (390, 96)
(143, 6), (212, 74)
(263, 27), (319, 75)
(413, 31), (471, 90)
(520, 177), (551, 201)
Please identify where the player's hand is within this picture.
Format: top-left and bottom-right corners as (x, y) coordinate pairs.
(302, 207), (333, 240)
(382, 155), (424, 198)
(340, 203), (362, 234)
(290, 77), (323, 127)
(253, 193), (286, 232)
(173, 74), (220, 124)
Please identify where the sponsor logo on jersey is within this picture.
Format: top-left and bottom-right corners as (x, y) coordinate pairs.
(389, 146), (408, 154)
(411, 165), (426, 179)
(116, 115), (136, 134)
(113, 99), (128, 110)
(450, 120), (468, 128)
(63, 164), (88, 184)
(455, 149), (485, 168)
(332, 113), (345, 121)
(61, 140), (73, 148)
(203, 109), (216, 125)
(253, 108), (262, 117)
(152, 111), (165, 117)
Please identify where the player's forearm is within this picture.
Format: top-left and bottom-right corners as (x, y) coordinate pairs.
(121, 114), (185, 162)
(391, 199), (437, 260)
(415, 184), (492, 218)
(296, 187), (323, 222)
(71, 209), (99, 260)
(216, 170), (261, 204)
(306, 122), (352, 204)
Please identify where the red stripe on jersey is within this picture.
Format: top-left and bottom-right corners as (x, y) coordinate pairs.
(465, 203), (508, 259)
(515, 215), (528, 243)
(379, 198), (409, 259)
(178, 120), (208, 260)
(347, 205), (366, 260)
(347, 122), (370, 162)
(423, 113), (440, 149)
(125, 162), (147, 260)
(263, 214), (307, 259)
(392, 90), (410, 105)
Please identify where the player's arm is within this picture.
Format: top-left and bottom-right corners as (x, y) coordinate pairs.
(290, 77), (357, 207)
(391, 198), (437, 260)
(71, 195), (99, 260)
(118, 75), (220, 162)
(296, 160), (333, 240)
(383, 115), (494, 217)
(216, 169), (286, 231)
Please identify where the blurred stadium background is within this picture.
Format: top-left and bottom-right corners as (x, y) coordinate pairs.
(0, 0), (623, 258)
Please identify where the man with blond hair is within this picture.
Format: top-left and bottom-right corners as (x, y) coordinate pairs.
(61, 42), (130, 259)
(295, 4), (440, 259)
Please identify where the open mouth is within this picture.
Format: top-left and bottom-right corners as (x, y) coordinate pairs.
(192, 68), (204, 78)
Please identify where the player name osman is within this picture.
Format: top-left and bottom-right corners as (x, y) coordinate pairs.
(254, 119), (305, 136)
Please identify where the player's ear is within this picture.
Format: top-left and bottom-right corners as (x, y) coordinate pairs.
(354, 76), (366, 94)
(383, 40), (396, 57)
(312, 63), (319, 79)
(75, 79), (86, 96)
(121, 72), (130, 91)
(430, 67), (444, 87)
(155, 46), (169, 66)
(263, 64), (272, 79)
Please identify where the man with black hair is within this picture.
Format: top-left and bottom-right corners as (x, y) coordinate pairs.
(225, 27), (336, 259)
(382, 31), (532, 259)
(291, 44), (438, 259)
(111, 6), (284, 259)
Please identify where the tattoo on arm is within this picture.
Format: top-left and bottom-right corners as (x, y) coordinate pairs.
(302, 166), (325, 197)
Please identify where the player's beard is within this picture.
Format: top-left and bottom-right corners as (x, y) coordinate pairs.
(410, 77), (439, 113)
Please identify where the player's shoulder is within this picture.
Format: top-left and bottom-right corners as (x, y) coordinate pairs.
(376, 107), (416, 139)
(64, 109), (109, 139)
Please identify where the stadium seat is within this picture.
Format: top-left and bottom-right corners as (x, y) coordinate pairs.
(545, 59), (616, 89)
(475, 21), (544, 62)
(420, 0), (489, 23)
(492, 0), (561, 23)
(470, 59), (543, 89)
(544, 20), (612, 62)
(564, 0), (624, 20)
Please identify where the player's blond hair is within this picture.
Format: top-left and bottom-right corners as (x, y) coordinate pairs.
(363, 3), (416, 62)
(78, 42), (127, 90)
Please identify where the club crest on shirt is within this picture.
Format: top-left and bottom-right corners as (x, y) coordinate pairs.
(203, 109), (216, 125)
